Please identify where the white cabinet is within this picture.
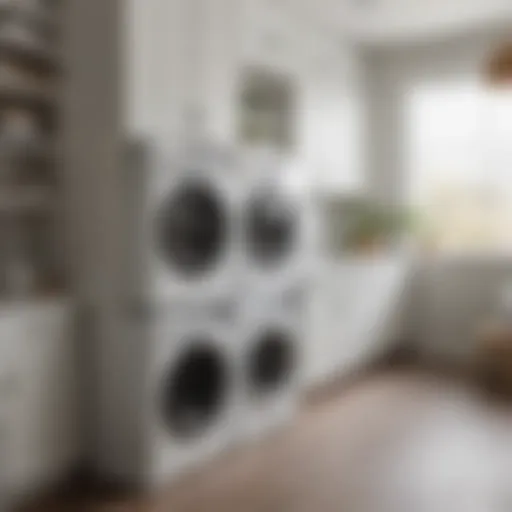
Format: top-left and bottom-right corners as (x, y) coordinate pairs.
(306, 256), (411, 388)
(0, 300), (78, 500)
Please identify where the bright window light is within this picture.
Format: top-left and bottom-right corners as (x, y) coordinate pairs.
(406, 81), (512, 253)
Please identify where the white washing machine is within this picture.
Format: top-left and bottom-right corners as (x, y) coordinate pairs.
(91, 297), (241, 487)
(83, 139), (248, 488)
(237, 286), (306, 443)
(122, 139), (244, 303)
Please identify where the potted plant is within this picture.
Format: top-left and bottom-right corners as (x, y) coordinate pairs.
(342, 201), (413, 255)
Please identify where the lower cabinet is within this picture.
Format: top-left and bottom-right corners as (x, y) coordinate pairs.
(0, 300), (79, 501)
(306, 256), (411, 389)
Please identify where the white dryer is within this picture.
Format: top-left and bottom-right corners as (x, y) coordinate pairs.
(92, 298), (241, 487)
(237, 287), (306, 443)
(122, 139), (243, 303)
(237, 149), (314, 296)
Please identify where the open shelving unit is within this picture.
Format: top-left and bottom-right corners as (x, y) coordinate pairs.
(0, 0), (64, 302)
(0, 2), (79, 504)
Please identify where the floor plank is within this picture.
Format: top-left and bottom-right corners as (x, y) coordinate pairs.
(22, 369), (512, 511)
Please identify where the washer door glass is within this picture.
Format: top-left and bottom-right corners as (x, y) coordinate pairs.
(158, 182), (226, 277)
(161, 341), (229, 440)
(248, 329), (295, 397)
(246, 189), (296, 268)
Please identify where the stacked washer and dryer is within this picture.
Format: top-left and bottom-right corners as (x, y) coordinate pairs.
(88, 140), (312, 488)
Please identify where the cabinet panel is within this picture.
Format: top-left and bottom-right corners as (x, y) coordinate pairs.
(305, 259), (411, 388)
(0, 301), (77, 497)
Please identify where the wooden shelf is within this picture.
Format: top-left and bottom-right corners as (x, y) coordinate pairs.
(0, 80), (55, 112)
(0, 2), (59, 35)
(0, 137), (56, 160)
(0, 183), (56, 213)
(0, 35), (60, 73)
(0, 0), (65, 303)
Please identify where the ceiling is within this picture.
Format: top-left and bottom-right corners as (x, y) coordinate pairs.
(302, 0), (512, 46)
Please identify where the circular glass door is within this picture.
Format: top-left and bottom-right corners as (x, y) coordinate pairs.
(157, 182), (227, 277)
(245, 189), (296, 268)
(247, 328), (295, 397)
(161, 341), (229, 440)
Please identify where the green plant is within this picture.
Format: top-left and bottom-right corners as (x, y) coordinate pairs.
(343, 202), (414, 251)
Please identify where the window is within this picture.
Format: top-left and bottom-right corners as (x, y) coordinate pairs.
(406, 80), (512, 253)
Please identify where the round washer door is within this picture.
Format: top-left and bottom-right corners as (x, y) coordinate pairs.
(161, 341), (230, 440)
(157, 181), (228, 278)
(247, 328), (296, 397)
(245, 188), (297, 269)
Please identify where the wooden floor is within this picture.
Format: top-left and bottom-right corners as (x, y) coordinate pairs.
(23, 369), (512, 511)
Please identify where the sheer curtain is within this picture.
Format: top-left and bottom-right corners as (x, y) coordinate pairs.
(406, 80), (512, 253)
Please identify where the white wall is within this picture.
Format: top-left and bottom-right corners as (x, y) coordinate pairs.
(364, 25), (512, 363)
(298, 41), (365, 192)
(362, 56), (405, 207)
(122, 0), (366, 193)
(124, 0), (195, 145)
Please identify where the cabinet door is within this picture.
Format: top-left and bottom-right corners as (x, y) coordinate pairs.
(0, 302), (77, 495)
(0, 307), (40, 493)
